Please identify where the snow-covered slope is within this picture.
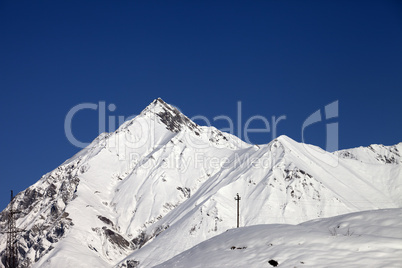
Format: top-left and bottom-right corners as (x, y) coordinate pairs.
(116, 136), (401, 268)
(155, 208), (402, 268)
(0, 98), (401, 268)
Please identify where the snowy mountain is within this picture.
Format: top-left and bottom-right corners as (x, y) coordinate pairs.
(0, 98), (401, 268)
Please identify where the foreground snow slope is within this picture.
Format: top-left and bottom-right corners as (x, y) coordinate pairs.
(156, 208), (402, 268)
(0, 98), (400, 268)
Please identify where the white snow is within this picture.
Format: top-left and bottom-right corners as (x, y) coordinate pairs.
(155, 208), (402, 268)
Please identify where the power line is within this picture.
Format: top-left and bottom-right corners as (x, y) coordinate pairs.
(1, 191), (24, 268)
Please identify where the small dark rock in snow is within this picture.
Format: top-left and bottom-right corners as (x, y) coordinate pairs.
(268, 259), (278, 267)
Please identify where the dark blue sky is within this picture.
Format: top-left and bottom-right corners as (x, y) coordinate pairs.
(1, 0), (401, 209)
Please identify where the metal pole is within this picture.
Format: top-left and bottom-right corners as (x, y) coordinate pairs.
(234, 193), (241, 228)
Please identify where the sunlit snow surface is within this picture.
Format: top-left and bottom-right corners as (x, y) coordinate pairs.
(156, 208), (402, 268)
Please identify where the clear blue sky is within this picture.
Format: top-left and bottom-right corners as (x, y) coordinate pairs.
(1, 0), (401, 210)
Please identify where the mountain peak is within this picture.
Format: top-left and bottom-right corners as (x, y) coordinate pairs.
(271, 135), (300, 150)
(275, 135), (294, 143)
(154, 97), (169, 107)
(142, 98), (198, 133)
(143, 97), (172, 113)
